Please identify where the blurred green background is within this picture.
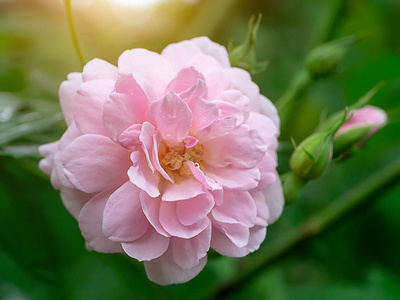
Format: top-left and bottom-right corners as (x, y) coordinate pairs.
(0, 0), (399, 299)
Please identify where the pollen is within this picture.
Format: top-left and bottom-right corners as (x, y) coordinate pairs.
(161, 140), (204, 181)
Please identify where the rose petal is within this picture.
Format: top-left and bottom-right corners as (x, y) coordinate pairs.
(191, 37), (231, 68)
(211, 224), (266, 257)
(169, 224), (211, 269)
(202, 124), (267, 168)
(122, 225), (169, 261)
(162, 177), (205, 202)
(166, 66), (205, 94)
(73, 79), (115, 135)
(146, 92), (192, 143)
(140, 191), (170, 237)
(176, 192), (214, 226)
(159, 201), (210, 238)
(213, 222), (250, 248)
(144, 254), (207, 285)
(82, 58), (119, 82)
(211, 190), (257, 227)
(59, 72), (82, 126)
(62, 134), (131, 193)
(263, 173), (284, 224)
(103, 74), (148, 142)
(204, 164), (261, 191)
(78, 191), (123, 253)
(186, 94), (219, 132)
(128, 150), (160, 198)
(103, 181), (148, 242)
(118, 48), (175, 101)
(60, 187), (93, 220)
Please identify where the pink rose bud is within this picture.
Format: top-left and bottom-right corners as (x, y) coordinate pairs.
(333, 105), (387, 157)
(39, 37), (284, 285)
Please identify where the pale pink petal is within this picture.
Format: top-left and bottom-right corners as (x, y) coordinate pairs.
(38, 141), (59, 175)
(260, 95), (280, 131)
(118, 124), (142, 150)
(73, 79), (115, 135)
(263, 174), (284, 224)
(179, 79), (208, 102)
(82, 58), (119, 82)
(245, 111), (278, 149)
(62, 134), (131, 193)
(200, 116), (237, 139)
(251, 191), (269, 227)
(202, 124), (267, 168)
(204, 164), (261, 191)
(161, 40), (203, 71)
(118, 48), (175, 100)
(252, 152), (277, 192)
(144, 254), (207, 285)
(139, 122), (156, 172)
(218, 90), (251, 116)
(176, 192), (214, 226)
(169, 224), (211, 269)
(78, 191), (123, 253)
(146, 92), (192, 143)
(184, 136), (198, 148)
(162, 177), (205, 202)
(59, 72), (82, 126)
(103, 74), (148, 142)
(224, 67), (261, 112)
(204, 69), (232, 100)
(60, 187), (93, 220)
(213, 222), (250, 248)
(165, 66), (205, 94)
(191, 37), (231, 68)
(159, 201), (210, 238)
(211, 190), (257, 227)
(128, 151), (160, 198)
(211, 224), (266, 257)
(122, 226), (169, 261)
(151, 133), (173, 182)
(186, 94), (219, 132)
(187, 161), (222, 192)
(213, 100), (245, 126)
(140, 191), (170, 237)
(102, 181), (148, 242)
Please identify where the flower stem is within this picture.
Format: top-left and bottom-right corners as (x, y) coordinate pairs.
(208, 153), (400, 299)
(276, 0), (345, 137)
(64, 0), (85, 67)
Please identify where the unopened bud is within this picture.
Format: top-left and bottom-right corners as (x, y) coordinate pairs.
(333, 105), (387, 157)
(306, 36), (356, 77)
(229, 14), (268, 74)
(290, 131), (333, 180)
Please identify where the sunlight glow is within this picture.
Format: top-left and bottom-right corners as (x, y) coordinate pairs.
(107, 0), (165, 8)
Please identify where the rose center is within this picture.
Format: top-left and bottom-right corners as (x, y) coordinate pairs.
(160, 140), (204, 181)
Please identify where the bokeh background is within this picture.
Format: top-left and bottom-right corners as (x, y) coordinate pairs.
(1, 0), (400, 299)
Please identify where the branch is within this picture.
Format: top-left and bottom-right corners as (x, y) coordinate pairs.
(208, 153), (400, 299)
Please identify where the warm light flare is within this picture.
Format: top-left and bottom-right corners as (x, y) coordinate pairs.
(107, 0), (165, 8)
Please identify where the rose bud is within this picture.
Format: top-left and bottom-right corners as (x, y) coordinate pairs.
(333, 105), (387, 157)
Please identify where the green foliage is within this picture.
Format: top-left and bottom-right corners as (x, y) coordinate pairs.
(0, 0), (399, 299)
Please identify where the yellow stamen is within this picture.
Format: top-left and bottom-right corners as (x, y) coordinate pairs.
(160, 141), (204, 181)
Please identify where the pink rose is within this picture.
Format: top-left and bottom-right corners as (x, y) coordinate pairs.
(39, 37), (283, 285)
(334, 105), (387, 156)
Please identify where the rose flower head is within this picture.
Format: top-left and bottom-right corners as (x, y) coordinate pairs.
(39, 37), (283, 285)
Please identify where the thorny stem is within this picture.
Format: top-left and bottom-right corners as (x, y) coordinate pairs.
(64, 0), (85, 67)
(208, 154), (400, 299)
